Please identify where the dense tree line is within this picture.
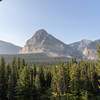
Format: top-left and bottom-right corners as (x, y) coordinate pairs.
(0, 46), (100, 100)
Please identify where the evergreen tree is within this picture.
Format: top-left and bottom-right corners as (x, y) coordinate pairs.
(97, 46), (100, 59)
(64, 64), (70, 93)
(45, 71), (52, 88)
(58, 64), (66, 94)
(33, 65), (37, 82)
(0, 57), (7, 99)
(7, 75), (15, 100)
(17, 57), (21, 70)
(16, 66), (36, 100)
(39, 67), (46, 88)
(9, 57), (18, 99)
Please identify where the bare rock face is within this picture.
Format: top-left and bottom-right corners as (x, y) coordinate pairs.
(20, 29), (81, 58)
(83, 39), (100, 59)
(20, 29), (100, 59)
(83, 47), (97, 60)
(70, 39), (92, 52)
(70, 39), (100, 59)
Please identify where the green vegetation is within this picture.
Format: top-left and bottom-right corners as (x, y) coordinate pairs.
(0, 54), (70, 65)
(0, 47), (100, 100)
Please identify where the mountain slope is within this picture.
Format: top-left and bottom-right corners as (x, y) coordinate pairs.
(20, 29), (82, 58)
(0, 29), (99, 59)
(83, 39), (100, 59)
(0, 40), (21, 54)
(70, 39), (100, 59)
(70, 39), (92, 52)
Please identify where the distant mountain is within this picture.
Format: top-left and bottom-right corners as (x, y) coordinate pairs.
(70, 39), (100, 59)
(0, 29), (99, 60)
(70, 39), (92, 52)
(82, 39), (100, 59)
(0, 40), (21, 54)
(20, 29), (82, 58)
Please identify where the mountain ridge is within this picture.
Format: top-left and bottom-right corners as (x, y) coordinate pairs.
(20, 29), (82, 58)
(20, 29), (100, 59)
(0, 29), (99, 59)
(0, 40), (21, 54)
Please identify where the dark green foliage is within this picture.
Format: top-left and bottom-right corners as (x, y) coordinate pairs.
(45, 71), (52, 88)
(0, 54), (100, 100)
(0, 54), (70, 65)
(97, 46), (100, 59)
(0, 57), (7, 99)
(39, 67), (46, 88)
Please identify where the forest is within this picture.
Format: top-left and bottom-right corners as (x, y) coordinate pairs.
(0, 46), (100, 100)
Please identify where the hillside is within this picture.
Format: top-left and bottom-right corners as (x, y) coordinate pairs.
(0, 40), (21, 54)
(20, 29), (82, 58)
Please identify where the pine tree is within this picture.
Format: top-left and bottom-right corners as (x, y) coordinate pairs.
(58, 64), (66, 94)
(5, 63), (11, 79)
(17, 57), (21, 70)
(64, 64), (70, 93)
(70, 63), (83, 95)
(35, 74), (40, 89)
(97, 46), (100, 74)
(7, 75), (15, 100)
(51, 66), (58, 94)
(33, 65), (37, 82)
(20, 59), (26, 69)
(97, 46), (100, 59)
(9, 57), (18, 99)
(45, 71), (52, 88)
(39, 67), (46, 88)
(16, 66), (37, 100)
(0, 57), (7, 99)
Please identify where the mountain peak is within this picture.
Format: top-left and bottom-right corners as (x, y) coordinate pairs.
(30, 29), (49, 43)
(34, 29), (48, 37)
(20, 29), (81, 57)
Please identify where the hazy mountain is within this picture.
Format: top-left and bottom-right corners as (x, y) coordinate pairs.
(82, 39), (100, 59)
(70, 39), (100, 59)
(0, 40), (21, 54)
(20, 29), (82, 58)
(0, 29), (99, 59)
(70, 39), (92, 52)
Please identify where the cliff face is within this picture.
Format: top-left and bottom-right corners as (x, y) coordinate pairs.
(20, 29), (100, 59)
(20, 29), (81, 58)
(70, 39), (100, 59)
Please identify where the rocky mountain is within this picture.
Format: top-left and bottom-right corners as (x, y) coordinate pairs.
(82, 39), (100, 59)
(70, 39), (100, 59)
(20, 29), (82, 58)
(70, 39), (92, 52)
(0, 40), (21, 54)
(0, 29), (99, 59)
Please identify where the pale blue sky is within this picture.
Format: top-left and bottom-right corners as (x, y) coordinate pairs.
(0, 0), (100, 47)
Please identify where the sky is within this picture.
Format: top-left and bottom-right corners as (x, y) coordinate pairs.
(0, 0), (100, 47)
